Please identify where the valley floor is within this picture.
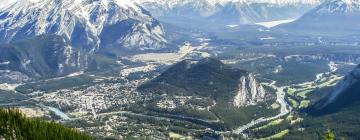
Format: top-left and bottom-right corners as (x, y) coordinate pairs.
(0, 32), (359, 139)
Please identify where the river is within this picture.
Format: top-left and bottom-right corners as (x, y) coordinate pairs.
(47, 106), (72, 120)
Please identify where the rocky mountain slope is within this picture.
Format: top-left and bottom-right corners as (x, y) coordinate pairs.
(0, 35), (86, 79)
(310, 65), (360, 115)
(139, 58), (266, 107)
(0, 0), (167, 51)
(283, 65), (360, 139)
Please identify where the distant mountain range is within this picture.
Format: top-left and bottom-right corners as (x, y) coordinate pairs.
(136, 0), (321, 25)
(278, 0), (360, 34)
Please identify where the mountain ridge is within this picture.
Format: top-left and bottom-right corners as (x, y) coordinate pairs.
(136, 0), (321, 6)
(136, 0), (321, 25)
(0, 0), (167, 51)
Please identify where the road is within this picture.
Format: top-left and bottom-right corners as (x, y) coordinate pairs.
(73, 110), (220, 123)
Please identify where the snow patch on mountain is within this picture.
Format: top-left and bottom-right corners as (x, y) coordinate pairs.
(226, 24), (239, 28)
(255, 18), (296, 28)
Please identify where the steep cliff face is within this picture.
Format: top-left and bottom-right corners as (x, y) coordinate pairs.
(139, 58), (268, 107)
(234, 74), (266, 107)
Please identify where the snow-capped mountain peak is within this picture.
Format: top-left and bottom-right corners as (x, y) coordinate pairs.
(135, 0), (322, 25)
(277, 0), (360, 34)
(136, 0), (321, 6)
(312, 0), (360, 14)
(0, 0), (167, 51)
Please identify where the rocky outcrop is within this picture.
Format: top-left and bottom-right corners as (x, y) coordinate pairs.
(233, 74), (266, 107)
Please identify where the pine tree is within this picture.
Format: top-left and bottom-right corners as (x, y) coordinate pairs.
(324, 129), (335, 140)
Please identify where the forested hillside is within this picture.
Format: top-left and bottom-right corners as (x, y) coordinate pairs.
(0, 108), (93, 140)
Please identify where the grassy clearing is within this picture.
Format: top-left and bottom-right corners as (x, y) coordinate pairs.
(258, 129), (290, 140)
(271, 103), (280, 109)
(290, 118), (303, 125)
(318, 75), (342, 88)
(297, 89), (313, 99)
(254, 119), (284, 130)
(287, 88), (296, 96)
(288, 98), (299, 108)
(286, 114), (293, 121)
(169, 132), (193, 139)
(300, 100), (310, 108)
